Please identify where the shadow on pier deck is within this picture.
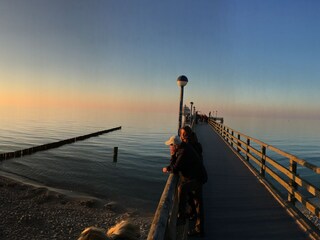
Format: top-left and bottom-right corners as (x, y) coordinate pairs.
(195, 123), (309, 239)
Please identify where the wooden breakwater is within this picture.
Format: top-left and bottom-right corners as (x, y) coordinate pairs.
(0, 126), (121, 161)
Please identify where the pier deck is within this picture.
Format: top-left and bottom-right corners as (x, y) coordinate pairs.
(194, 123), (308, 240)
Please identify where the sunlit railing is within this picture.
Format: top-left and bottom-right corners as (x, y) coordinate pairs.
(209, 118), (320, 237)
(147, 117), (196, 240)
(147, 174), (179, 240)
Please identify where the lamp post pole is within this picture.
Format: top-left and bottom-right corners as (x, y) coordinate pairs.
(177, 75), (188, 134)
(190, 101), (194, 118)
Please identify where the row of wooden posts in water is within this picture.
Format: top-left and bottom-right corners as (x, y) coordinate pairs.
(0, 126), (121, 161)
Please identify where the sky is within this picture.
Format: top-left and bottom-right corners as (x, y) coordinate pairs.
(1, 0), (320, 120)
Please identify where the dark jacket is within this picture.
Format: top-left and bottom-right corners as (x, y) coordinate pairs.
(168, 142), (202, 181)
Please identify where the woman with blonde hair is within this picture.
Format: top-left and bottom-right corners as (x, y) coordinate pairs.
(77, 227), (109, 240)
(78, 220), (140, 240)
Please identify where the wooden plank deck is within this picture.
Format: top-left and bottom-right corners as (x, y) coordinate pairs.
(192, 123), (309, 240)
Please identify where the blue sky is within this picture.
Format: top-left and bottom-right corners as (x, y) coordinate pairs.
(1, 0), (320, 119)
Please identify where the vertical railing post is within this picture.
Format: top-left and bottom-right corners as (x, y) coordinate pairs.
(231, 131), (234, 147)
(237, 134), (241, 153)
(288, 158), (297, 205)
(260, 146), (266, 177)
(222, 126), (226, 139)
(226, 128), (230, 144)
(246, 138), (250, 161)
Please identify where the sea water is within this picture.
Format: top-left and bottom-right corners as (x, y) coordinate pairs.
(225, 116), (320, 165)
(1, 109), (320, 216)
(0, 108), (177, 215)
(225, 116), (320, 191)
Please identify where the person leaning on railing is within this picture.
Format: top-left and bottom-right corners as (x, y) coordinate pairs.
(163, 133), (204, 237)
(180, 126), (206, 237)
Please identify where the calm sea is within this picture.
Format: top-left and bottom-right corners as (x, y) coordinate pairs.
(0, 109), (178, 215)
(1, 109), (320, 215)
(226, 116), (320, 165)
(226, 116), (320, 187)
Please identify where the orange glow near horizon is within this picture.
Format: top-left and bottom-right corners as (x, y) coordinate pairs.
(2, 88), (319, 120)
(0, 87), (177, 115)
(2, 73), (319, 120)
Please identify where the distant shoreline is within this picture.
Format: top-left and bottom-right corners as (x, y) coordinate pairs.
(0, 175), (151, 240)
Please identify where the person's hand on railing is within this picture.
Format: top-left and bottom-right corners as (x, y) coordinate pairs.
(163, 167), (169, 173)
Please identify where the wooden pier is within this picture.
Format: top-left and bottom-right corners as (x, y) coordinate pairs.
(210, 117), (224, 124)
(196, 123), (311, 239)
(148, 120), (320, 240)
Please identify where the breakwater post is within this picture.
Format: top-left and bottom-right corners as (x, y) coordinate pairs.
(0, 126), (121, 161)
(113, 147), (118, 162)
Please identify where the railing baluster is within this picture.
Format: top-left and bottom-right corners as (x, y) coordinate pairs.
(227, 128), (230, 144)
(237, 134), (241, 153)
(288, 158), (297, 205)
(231, 131), (234, 147)
(246, 138), (250, 161)
(260, 146), (266, 177)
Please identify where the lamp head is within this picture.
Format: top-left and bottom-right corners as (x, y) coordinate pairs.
(177, 75), (188, 87)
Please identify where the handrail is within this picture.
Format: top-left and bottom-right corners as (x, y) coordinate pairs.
(209, 119), (320, 226)
(147, 173), (179, 240)
(148, 117), (195, 240)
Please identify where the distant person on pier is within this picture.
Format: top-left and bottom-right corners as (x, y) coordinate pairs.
(77, 220), (140, 240)
(163, 133), (204, 237)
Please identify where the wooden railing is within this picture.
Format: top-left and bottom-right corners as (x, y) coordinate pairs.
(209, 118), (320, 233)
(148, 119), (196, 240)
(147, 174), (179, 240)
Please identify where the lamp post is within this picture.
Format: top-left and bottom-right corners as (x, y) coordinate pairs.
(190, 102), (194, 117)
(177, 75), (188, 134)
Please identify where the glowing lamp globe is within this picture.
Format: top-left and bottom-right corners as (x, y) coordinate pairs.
(177, 75), (188, 87)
